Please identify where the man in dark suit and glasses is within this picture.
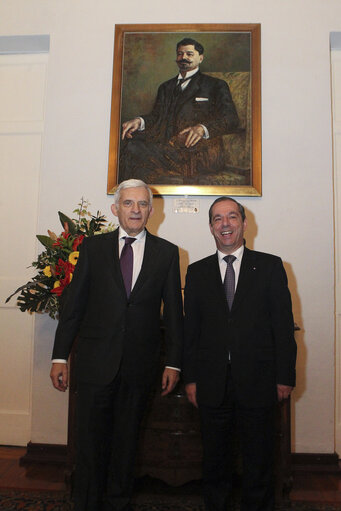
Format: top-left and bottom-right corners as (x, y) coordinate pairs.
(50, 179), (183, 511)
(183, 196), (297, 511)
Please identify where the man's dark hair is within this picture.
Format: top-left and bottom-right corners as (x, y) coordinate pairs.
(209, 197), (246, 223)
(176, 38), (204, 55)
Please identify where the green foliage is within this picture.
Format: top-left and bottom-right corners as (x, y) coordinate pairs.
(58, 212), (77, 235)
(36, 235), (54, 249)
(6, 198), (116, 320)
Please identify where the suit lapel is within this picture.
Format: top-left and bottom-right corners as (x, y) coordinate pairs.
(231, 247), (257, 312)
(102, 229), (127, 295)
(129, 230), (157, 298)
(174, 72), (201, 112)
(205, 253), (230, 314)
(164, 77), (179, 111)
(103, 229), (158, 299)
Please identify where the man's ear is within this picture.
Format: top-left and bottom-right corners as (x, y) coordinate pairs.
(149, 206), (154, 218)
(199, 54), (204, 64)
(111, 203), (118, 217)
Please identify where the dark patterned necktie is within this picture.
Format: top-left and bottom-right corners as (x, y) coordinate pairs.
(120, 237), (136, 297)
(174, 77), (190, 95)
(223, 255), (236, 310)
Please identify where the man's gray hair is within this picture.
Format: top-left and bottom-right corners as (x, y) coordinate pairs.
(113, 179), (153, 207)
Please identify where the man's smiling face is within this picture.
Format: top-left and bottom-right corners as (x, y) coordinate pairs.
(209, 199), (247, 254)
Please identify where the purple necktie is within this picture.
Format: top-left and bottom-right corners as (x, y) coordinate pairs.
(223, 255), (236, 310)
(120, 237), (136, 297)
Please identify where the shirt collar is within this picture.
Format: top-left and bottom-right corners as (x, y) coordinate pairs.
(217, 244), (244, 263)
(119, 227), (146, 242)
(177, 67), (199, 81)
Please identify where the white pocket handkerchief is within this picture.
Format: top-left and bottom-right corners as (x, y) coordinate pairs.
(195, 97), (209, 102)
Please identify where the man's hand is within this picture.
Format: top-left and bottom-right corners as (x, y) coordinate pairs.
(50, 363), (68, 392)
(185, 382), (198, 408)
(179, 124), (205, 147)
(121, 118), (141, 140)
(277, 384), (293, 401)
(161, 368), (179, 396)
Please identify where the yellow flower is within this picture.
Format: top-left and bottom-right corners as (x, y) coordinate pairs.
(69, 251), (79, 265)
(43, 266), (52, 277)
(53, 280), (61, 288)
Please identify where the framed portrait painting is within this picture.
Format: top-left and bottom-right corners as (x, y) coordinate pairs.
(107, 24), (261, 196)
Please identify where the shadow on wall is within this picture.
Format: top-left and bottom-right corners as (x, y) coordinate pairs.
(145, 195), (189, 288)
(241, 206), (304, 452)
(283, 261), (304, 453)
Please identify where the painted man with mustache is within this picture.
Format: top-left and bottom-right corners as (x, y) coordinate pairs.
(119, 38), (240, 184)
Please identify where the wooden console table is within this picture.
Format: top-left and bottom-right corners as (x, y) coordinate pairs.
(135, 374), (292, 501)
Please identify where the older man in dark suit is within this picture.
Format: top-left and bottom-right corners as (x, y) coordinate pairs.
(50, 179), (183, 511)
(120, 38), (239, 183)
(183, 197), (297, 511)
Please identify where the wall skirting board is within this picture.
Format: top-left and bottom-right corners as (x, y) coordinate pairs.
(20, 442), (68, 466)
(291, 452), (340, 471)
(20, 441), (340, 472)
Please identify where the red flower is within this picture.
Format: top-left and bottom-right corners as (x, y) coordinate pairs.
(51, 283), (64, 296)
(52, 239), (62, 248)
(72, 235), (85, 251)
(51, 279), (67, 296)
(51, 261), (74, 296)
(52, 231), (71, 248)
(54, 259), (74, 278)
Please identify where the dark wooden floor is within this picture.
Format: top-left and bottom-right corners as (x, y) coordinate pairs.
(0, 446), (66, 492)
(0, 446), (341, 504)
(290, 465), (341, 504)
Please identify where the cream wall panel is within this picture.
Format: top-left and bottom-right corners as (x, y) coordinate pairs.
(332, 50), (341, 456)
(0, 311), (33, 411)
(0, 310), (33, 445)
(0, 53), (47, 445)
(333, 61), (341, 125)
(0, 412), (31, 446)
(0, 54), (47, 123)
(335, 132), (341, 295)
(0, 133), (43, 303)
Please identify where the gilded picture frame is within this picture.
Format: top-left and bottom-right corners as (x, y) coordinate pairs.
(107, 24), (261, 196)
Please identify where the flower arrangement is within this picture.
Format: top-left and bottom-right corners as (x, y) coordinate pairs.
(6, 199), (115, 319)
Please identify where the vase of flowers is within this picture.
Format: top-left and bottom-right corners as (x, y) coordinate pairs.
(6, 199), (115, 319)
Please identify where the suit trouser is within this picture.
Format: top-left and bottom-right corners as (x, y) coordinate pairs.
(199, 367), (276, 511)
(74, 372), (150, 511)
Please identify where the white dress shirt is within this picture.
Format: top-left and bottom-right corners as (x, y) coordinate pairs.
(175, 67), (200, 91)
(118, 227), (146, 290)
(119, 228), (181, 372)
(217, 244), (245, 288)
(217, 244), (244, 362)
